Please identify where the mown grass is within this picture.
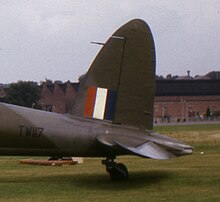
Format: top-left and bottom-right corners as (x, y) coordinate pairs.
(0, 124), (219, 202)
(155, 124), (220, 153)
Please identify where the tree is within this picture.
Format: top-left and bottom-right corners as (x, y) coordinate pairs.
(5, 81), (40, 108)
(155, 75), (165, 80)
(78, 73), (87, 83)
(206, 107), (211, 118)
(40, 78), (53, 85)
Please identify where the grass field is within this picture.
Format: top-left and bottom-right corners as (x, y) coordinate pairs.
(0, 124), (220, 202)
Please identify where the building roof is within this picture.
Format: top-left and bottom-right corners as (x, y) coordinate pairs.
(71, 82), (80, 91)
(45, 84), (55, 94)
(58, 83), (67, 94)
(156, 80), (220, 96)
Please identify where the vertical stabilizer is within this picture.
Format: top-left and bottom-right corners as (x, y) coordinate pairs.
(69, 19), (156, 130)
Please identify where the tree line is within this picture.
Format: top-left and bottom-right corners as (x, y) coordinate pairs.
(0, 81), (40, 108)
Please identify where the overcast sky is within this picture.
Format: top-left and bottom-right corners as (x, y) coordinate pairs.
(0, 0), (220, 83)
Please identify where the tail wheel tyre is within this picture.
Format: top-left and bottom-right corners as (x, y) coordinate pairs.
(109, 163), (128, 181)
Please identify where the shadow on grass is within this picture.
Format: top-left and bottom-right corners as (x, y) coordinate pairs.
(0, 170), (171, 191)
(74, 170), (171, 190)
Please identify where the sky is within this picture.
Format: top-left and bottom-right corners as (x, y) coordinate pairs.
(0, 0), (220, 83)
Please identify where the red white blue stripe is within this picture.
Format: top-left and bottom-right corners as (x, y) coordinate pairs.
(84, 87), (117, 121)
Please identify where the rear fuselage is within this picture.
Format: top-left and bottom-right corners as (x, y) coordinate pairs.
(0, 102), (103, 157)
(0, 102), (192, 158)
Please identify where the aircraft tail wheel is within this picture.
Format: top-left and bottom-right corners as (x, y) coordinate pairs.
(102, 158), (129, 181)
(108, 163), (129, 181)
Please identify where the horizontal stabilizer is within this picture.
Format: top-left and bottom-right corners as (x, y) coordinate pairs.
(114, 141), (175, 160)
(97, 134), (176, 160)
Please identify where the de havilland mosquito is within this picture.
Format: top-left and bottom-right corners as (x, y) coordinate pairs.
(0, 19), (193, 180)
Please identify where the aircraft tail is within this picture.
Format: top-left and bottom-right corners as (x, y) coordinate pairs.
(69, 19), (156, 130)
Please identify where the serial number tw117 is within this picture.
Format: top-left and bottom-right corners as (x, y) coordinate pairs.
(19, 125), (44, 137)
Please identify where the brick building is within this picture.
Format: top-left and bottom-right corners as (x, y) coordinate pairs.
(39, 80), (220, 123)
(0, 84), (9, 101)
(155, 80), (220, 123)
(40, 81), (79, 113)
(0, 87), (6, 98)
